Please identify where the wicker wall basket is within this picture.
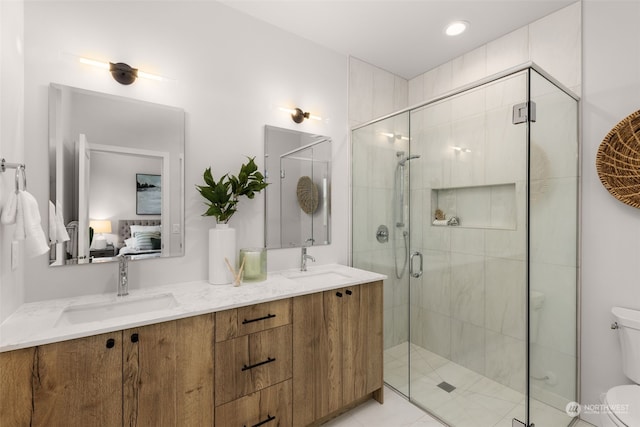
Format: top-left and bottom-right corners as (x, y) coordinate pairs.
(596, 109), (640, 208)
(296, 176), (319, 215)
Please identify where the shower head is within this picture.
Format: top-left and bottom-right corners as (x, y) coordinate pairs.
(397, 153), (421, 166)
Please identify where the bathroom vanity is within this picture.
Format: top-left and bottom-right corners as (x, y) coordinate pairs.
(0, 265), (384, 427)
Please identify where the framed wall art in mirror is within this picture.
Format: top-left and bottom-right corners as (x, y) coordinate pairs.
(264, 125), (331, 249)
(48, 83), (185, 266)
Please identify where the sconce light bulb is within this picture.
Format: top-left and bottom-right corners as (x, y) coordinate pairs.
(137, 70), (163, 81)
(279, 107), (296, 114)
(79, 57), (109, 69)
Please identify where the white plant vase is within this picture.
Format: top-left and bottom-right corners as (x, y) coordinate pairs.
(209, 223), (236, 285)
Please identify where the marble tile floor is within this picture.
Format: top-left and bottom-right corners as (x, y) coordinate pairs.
(375, 343), (593, 427)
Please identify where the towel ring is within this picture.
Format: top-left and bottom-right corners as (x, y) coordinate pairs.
(0, 158), (27, 193)
(14, 165), (27, 193)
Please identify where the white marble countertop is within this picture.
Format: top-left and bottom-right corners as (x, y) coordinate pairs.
(0, 264), (385, 353)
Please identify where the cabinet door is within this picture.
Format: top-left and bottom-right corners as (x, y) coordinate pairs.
(292, 291), (342, 427)
(124, 314), (214, 427)
(0, 347), (37, 426)
(12, 332), (122, 427)
(342, 281), (383, 405)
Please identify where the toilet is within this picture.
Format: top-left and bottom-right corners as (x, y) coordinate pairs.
(600, 307), (640, 427)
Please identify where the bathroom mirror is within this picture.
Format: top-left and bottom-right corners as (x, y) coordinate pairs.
(48, 83), (185, 266)
(264, 125), (331, 249)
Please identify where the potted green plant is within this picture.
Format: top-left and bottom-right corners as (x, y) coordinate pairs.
(196, 156), (268, 223)
(197, 157), (268, 285)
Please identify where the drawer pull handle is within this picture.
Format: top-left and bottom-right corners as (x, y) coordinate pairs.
(244, 414), (276, 427)
(241, 357), (276, 371)
(336, 292), (343, 298)
(242, 313), (276, 324)
(106, 338), (115, 349)
(345, 289), (353, 295)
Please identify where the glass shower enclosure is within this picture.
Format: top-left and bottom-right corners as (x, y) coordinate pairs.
(352, 65), (578, 427)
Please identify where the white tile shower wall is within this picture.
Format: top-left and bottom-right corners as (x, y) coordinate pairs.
(0, 0), (25, 323)
(408, 2), (581, 107)
(348, 57), (408, 128)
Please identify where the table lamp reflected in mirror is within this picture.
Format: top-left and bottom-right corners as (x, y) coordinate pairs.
(90, 220), (112, 250)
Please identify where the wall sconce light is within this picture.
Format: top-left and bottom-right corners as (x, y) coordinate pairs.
(79, 57), (163, 85)
(279, 107), (322, 123)
(110, 62), (137, 85)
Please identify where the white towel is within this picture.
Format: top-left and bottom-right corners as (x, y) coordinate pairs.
(48, 200), (70, 244)
(1, 191), (17, 225)
(2, 190), (49, 257)
(20, 191), (49, 257)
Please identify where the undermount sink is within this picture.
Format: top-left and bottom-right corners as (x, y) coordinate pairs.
(283, 270), (351, 285)
(55, 293), (178, 327)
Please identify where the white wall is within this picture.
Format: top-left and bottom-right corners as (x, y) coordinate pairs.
(581, 1), (640, 424)
(0, 0), (25, 323)
(19, 1), (348, 302)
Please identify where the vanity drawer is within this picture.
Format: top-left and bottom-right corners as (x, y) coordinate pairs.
(215, 379), (292, 427)
(215, 324), (292, 406)
(216, 298), (291, 342)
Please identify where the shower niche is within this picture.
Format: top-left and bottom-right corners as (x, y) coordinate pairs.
(431, 183), (517, 230)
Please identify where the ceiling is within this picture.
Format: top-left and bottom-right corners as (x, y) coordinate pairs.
(221, 0), (574, 79)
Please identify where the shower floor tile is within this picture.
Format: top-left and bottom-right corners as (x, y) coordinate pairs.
(383, 343), (576, 427)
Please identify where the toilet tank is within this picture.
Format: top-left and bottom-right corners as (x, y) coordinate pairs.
(612, 307), (640, 383)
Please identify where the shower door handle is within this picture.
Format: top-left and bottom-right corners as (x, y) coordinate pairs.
(409, 251), (423, 278)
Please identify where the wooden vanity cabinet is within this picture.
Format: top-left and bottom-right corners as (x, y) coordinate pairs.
(0, 280), (383, 427)
(0, 314), (214, 427)
(292, 281), (383, 427)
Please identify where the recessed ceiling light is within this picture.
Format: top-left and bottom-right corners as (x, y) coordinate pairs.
(445, 21), (468, 36)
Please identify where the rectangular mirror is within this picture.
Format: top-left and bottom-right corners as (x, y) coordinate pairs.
(49, 83), (185, 266)
(264, 125), (331, 249)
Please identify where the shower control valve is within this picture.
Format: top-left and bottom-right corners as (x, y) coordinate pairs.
(376, 225), (389, 243)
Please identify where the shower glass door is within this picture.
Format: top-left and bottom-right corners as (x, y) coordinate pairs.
(407, 71), (529, 426)
(352, 111), (411, 395)
(528, 69), (579, 427)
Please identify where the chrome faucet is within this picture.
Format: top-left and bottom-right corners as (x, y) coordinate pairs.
(118, 255), (130, 296)
(300, 247), (316, 272)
